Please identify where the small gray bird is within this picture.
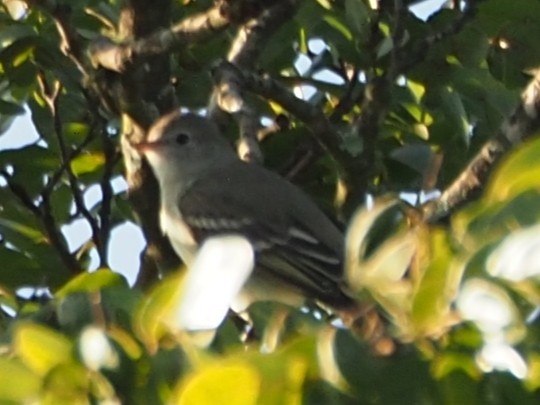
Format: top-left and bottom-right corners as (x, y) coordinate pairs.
(133, 111), (357, 317)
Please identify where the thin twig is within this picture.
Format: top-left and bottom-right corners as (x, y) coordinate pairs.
(0, 170), (81, 273)
(37, 73), (106, 264)
(0, 170), (41, 216)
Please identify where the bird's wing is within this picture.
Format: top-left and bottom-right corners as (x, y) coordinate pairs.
(177, 164), (352, 307)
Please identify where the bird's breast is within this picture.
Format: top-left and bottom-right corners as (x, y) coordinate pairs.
(160, 204), (198, 266)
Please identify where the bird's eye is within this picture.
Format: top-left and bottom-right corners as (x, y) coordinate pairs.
(175, 133), (190, 145)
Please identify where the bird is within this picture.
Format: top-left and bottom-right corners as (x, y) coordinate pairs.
(132, 111), (358, 321)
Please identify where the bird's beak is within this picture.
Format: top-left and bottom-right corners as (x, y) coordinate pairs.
(130, 140), (156, 153)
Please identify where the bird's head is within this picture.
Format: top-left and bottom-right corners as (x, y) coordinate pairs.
(131, 111), (235, 184)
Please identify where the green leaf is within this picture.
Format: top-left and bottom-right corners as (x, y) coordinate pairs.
(0, 99), (25, 115)
(0, 217), (46, 244)
(345, 0), (370, 36)
(0, 246), (44, 288)
(478, 0), (540, 35)
(323, 15), (353, 41)
(0, 23), (36, 45)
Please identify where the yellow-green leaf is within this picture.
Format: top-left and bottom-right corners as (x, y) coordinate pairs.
(55, 268), (125, 298)
(134, 272), (184, 351)
(70, 152), (105, 175)
(0, 358), (40, 402)
(14, 323), (73, 376)
(176, 362), (260, 405)
(486, 137), (540, 203)
(410, 230), (462, 337)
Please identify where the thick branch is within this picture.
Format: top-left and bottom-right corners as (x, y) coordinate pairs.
(424, 69), (540, 221)
(89, 0), (272, 74)
(212, 61), (349, 163)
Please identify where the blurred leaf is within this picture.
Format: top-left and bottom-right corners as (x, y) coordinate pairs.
(0, 358), (40, 403)
(439, 371), (481, 405)
(334, 329), (439, 403)
(108, 325), (143, 360)
(486, 137), (540, 203)
(134, 272), (184, 351)
(345, 198), (404, 284)
(40, 362), (91, 404)
(432, 353), (481, 380)
(239, 337), (316, 405)
(14, 323), (73, 376)
(56, 292), (94, 334)
(175, 362), (260, 405)
(390, 144), (434, 175)
(524, 354), (540, 391)
(411, 229), (462, 338)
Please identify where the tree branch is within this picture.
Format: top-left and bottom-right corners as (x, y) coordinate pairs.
(423, 69), (540, 221)
(208, 0), (300, 163)
(396, 0), (478, 73)
(25, 0), (89, 76)
(0, 170), (81, 274)
(212, 61), (349, 163)
(37, 73), (106, 265)
(88, 0), (272, 74)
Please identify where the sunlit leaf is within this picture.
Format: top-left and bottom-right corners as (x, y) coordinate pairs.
(70, 152), (105, 176)
(55, 268), (126, 298)
(0, 358), (40, 403)
(323, 15), (353, 41)
(485, 137), (540, 203)
(134, 272), (184, 351)
(0, 217), (46, 243)
(14, 323), (73, 376)
(524, 354), (540, 391)
(176, 362), (260, 405)
(345, 198), (403, 285)
(411, 229), (462, 338)
(431, 352), (481, 380)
